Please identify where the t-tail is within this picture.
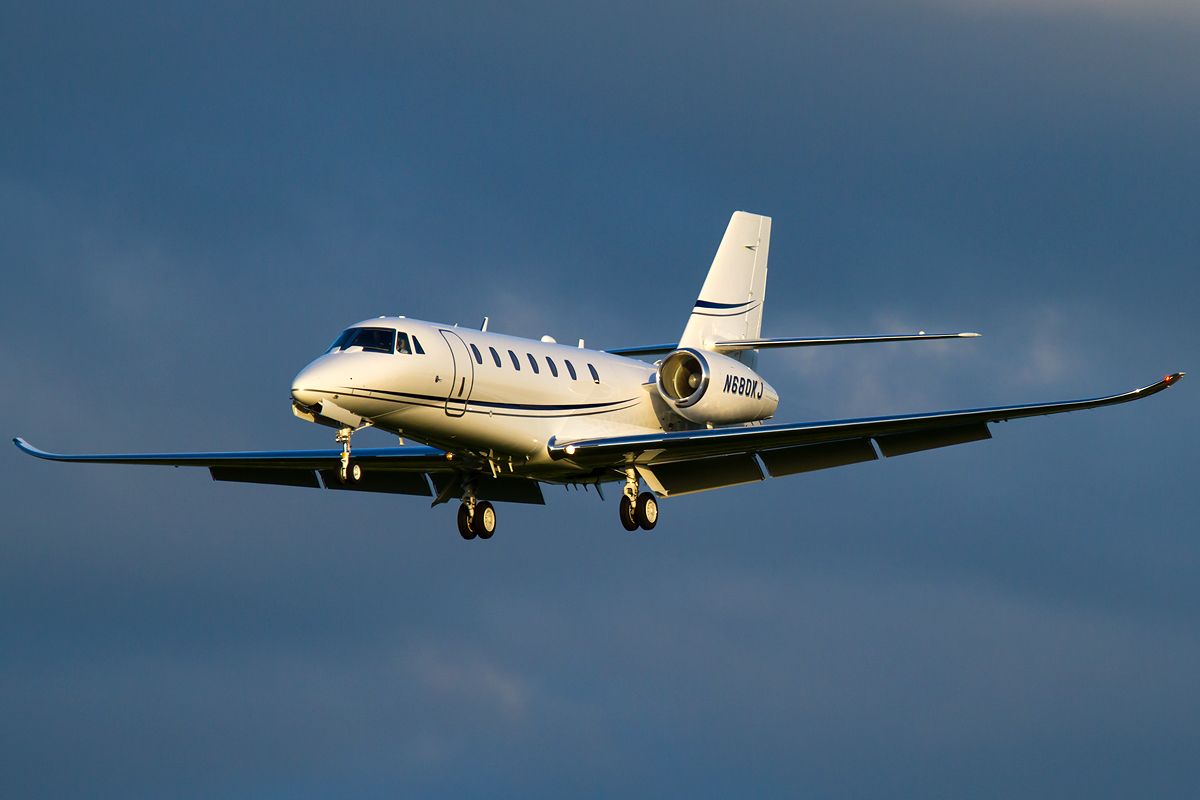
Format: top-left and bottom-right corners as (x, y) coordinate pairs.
(678, 211), (771, 370)
(606, 210), (979, 360)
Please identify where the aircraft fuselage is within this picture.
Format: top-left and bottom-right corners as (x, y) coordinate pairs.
(290, 316), (683, 478)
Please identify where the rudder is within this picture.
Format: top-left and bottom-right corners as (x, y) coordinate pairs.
(679, 211), (771, 367)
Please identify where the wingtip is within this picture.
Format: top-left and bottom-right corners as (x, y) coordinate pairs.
(1164, 372), (1185, 386)
(960, 332), (982, 338)
(12, 437), (42, 457)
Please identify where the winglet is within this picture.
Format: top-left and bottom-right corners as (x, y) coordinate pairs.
(13, 437), (48, 459)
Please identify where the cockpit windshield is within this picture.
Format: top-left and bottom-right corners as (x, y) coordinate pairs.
(326, 327), (395, 354)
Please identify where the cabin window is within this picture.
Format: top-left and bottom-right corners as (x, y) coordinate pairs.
(527, 353), (540, 374)
(565, 360), (577, 380)
(508, 350), (521, 370)
(545, 357), (559, 377)
(470, 343), (483, 364)
(396, 332), (413, 355)
(588, 363), (600, 383)
(412, 336), (425, 355)
(330, 327), (394, 354)
(489, 346), (502, 367)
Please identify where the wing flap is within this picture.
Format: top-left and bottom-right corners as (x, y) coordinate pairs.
(210, 467), (323, 488)
(319, 469), (433, 496)
(875, 423), (992, 457)
(428, 473), (545, 505)
(758, 438), (878, 477)
(639, 453), (764, 497)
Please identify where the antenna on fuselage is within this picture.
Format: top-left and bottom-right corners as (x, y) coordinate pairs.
(481, 316), (489, 332)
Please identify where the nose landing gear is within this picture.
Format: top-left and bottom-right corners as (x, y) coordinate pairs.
(336, 425), (365, 484)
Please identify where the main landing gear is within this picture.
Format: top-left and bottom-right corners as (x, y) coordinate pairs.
(456, 486), (496, 541)
(619, 468), (658, 532)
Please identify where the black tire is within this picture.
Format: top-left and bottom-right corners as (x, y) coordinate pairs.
(349, 461), (363, 483)
(619, 495), (639, 531)
(473, 501), (497, 540)
(635, 492), (658, 530)
(457, 504), (476, 540)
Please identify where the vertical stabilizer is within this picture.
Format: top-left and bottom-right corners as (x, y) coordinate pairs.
(679, 211), (771, 368)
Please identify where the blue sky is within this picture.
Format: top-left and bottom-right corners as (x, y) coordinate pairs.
(2, 1), (1197, 797)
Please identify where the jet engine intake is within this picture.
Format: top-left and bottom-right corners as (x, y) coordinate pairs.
(657, 348), (778, 425)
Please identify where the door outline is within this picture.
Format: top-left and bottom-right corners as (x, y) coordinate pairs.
(439, 329), (475, 417)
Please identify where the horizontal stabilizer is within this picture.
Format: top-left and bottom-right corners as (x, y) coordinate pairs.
(607, 332), (980, 357)
(714, 332), (980, 351)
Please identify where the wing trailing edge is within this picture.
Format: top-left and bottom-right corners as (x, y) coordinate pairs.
(548, 372), (1185, 468)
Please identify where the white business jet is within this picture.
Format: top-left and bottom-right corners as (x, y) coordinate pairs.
(15, 212), (1184, 540)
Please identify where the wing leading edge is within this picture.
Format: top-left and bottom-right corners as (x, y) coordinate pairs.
(11, 438), (549, 504)
(12, 439), (450, 469)
(548, 373), (1185, 473)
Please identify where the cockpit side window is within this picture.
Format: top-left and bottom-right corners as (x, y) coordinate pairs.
(412, 336), (425, 355)
(327, 329), (356, 353)
(333, 327), (395, 354)
(396, 333), (412, 355)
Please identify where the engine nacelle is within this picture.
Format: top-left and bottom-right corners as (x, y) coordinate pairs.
(656, 348), (779, 425)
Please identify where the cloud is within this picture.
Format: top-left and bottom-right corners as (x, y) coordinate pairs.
(938, 0), (1200, 18)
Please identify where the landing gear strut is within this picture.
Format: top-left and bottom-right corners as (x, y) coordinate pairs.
(456, 483), (496, 541)
(336, 426), (362, 484)
(619, 468), (658, 531)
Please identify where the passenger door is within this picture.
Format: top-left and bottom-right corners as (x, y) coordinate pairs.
(439, 329), (474, 417)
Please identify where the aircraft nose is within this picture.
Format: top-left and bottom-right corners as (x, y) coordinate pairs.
(291, 385), (320, 407)
(291, 362), (329, 407)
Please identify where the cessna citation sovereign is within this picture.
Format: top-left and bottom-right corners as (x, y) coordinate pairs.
(15, 212), (1185, 540)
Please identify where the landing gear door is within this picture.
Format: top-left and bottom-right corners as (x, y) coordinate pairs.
(439, 329), (474, 417)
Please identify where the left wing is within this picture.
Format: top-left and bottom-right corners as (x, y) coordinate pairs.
(548, 373), (1184, 495)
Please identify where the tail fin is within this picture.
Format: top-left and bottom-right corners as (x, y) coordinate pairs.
(679, 211), (771, 368)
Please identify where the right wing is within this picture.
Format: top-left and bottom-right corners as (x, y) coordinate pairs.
(548, 373), (1184, 495)
(11, 438), (550, 504)
(13, 438), (453, 496)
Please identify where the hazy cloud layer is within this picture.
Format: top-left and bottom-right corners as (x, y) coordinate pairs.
(2, 1), (1197, 797)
